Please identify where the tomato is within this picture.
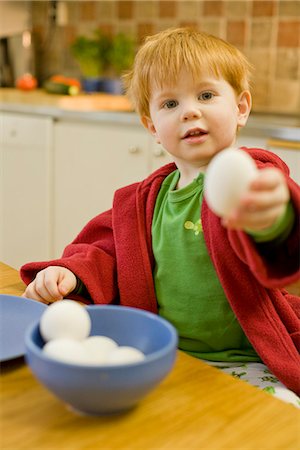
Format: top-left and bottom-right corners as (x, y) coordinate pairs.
(16, 73), (38, 91)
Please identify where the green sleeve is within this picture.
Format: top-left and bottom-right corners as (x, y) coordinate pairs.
(246, 201), (295, 244)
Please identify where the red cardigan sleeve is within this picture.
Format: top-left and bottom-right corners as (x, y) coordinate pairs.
(227, 148), (300, 288)
(20, 209), (118, 305)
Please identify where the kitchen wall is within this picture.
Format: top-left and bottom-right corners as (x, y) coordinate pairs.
(31, 0), (300, 116)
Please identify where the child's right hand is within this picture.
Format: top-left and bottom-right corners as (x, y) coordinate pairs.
(22, 266), (77, 304)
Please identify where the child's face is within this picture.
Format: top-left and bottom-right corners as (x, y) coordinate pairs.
(143, 69), (251, 177)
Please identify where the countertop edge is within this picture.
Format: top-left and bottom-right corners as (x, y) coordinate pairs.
(1, 101), (299, 141)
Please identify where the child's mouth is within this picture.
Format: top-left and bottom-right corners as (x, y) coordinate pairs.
(182, 128), (208, 142)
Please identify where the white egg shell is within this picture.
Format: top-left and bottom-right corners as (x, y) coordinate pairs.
(40, 300), (91, 342)
(82, 336), (118, 364)
(204, 147), (257, 217)
(43, 338), (88, 365)
(107, 346), (145, 365)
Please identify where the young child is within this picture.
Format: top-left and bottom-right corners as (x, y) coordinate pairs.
(21, 28), (300, 406)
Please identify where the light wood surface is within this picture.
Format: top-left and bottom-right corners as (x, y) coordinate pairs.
(1, 262), (299, 450)
(0, 88), (133, 112)
(267, 138), (300, 150)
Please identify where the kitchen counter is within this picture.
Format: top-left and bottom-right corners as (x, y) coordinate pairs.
(1, 88), (300, 139)
(0, 88), (138, 125)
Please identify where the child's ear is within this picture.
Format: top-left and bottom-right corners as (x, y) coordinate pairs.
(237, 90), (252, 127)
(141, 116), (161, 143)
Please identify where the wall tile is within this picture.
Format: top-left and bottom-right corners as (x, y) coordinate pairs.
(247, 49), (274, 78)
(117, 1), (134, 19)
(96, 24), (114, 36)
(278, 0), (300, 17)
(79, 1), (97, 21)
(159, 1), (178, 18)
(251, 77), (271, 110)
(137, 22), (155, 42)
(203, 1), (225, 16)
(177, 1), (201, 20)
(275, 48), (300, 79)
(97, 1), (116, 20)
(277, 21), (300, 47)
(179, 21), (199, 29)
(199, 19), (225, 38)
(155, 20), (179, 32)
(136, 1), (159, 19)
(66, 1), (80, 23)
(269, 79), (300, 113)
(250, 20), (273, 47)
(252, 1), (276, 17)
(31, 1), (48, 24)
(225, 0), (250, 17)
(226, 20), (246, 46)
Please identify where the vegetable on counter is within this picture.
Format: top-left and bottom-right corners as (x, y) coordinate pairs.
(16, 73), (38, 91)
(43, 75), (81, 96)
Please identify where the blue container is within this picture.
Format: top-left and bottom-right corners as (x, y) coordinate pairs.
(25, 305), (178, 415)
(98, 77), (124, 95)
(81, 77), (102, 93)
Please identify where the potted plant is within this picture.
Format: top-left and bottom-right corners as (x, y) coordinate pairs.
(104, 33), (136, 94)
(71, 31), (135, 94)
(70, 32), (111, 92)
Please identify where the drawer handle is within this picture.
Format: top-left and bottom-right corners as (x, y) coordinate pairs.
(153, 147), (165, 157)
(128, 146), (140, 154)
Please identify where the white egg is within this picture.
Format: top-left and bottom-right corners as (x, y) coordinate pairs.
(82, 336), (118, 364)
(43, 338), (88, 365)
(204, 147), (258, 217)
(40, 300), (91, 342)
(107, 346), (145, 365)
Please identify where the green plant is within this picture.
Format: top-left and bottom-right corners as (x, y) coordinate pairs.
(109, 33), (135, 76)
(70, 31), (135, 79)
(71, 31), (110, 77)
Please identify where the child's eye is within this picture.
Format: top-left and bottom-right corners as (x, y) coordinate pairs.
(163, 100), (178, 109)
(198, 91), (214, 101)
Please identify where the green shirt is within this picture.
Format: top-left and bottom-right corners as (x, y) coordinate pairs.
(152, 170), (260, 362)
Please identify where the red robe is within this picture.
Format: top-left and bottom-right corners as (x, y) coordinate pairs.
(21, 148), (300, 394)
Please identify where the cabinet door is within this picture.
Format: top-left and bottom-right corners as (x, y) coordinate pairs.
(150, 142), (173, 172)
(0, 113), (53, 269)
(53, 120), (149, 257)
(236, 135), (267, 149)
(266, 139), (300, 185)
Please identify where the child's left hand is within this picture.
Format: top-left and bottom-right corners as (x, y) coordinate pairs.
(222, 167), (290, 231)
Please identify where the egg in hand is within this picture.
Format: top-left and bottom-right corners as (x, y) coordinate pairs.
(204, 147), (258, 218)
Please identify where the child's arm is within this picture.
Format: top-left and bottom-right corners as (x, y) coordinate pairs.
(220, 151), (300, 288)
(22, 266), (77, 304)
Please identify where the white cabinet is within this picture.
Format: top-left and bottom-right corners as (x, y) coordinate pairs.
(0, 112), (53, 269)
(150, 142), (172, 171)
(53, 120), (173, 257)
(266, 139), (300, 185)
(236, 134), (267, 149)
(237, 134), (300, 185)
(53, 120), (159, 257)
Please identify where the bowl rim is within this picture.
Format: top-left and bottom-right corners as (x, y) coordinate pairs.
(25, 305), (178, 369)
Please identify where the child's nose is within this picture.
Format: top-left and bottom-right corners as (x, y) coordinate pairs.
(181, 104), (202, 121)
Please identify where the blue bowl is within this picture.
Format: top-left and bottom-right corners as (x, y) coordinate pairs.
(25, 305), (178, 415)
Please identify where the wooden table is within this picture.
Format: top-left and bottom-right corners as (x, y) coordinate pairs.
(1, 262), (299, 449)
